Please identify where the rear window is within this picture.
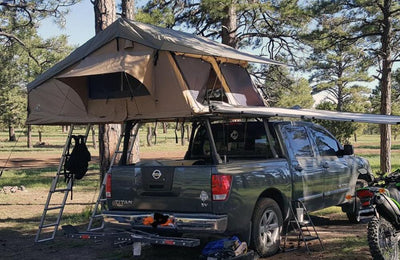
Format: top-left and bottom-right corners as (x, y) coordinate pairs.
(191, 121), (276, 159)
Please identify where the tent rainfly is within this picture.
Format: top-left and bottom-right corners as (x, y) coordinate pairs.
(27, 18), (281, 125)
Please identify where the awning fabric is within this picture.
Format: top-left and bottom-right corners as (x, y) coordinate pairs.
(210, 102), (400, 125)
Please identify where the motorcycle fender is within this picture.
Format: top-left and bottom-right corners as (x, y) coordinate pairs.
(375, 194), (400, 228)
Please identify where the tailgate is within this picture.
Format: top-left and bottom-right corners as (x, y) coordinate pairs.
(109, 165), (213, 213)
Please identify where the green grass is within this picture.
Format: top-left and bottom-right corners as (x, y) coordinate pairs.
(0, 126), (187, 156)
(0, 164), (100, 189)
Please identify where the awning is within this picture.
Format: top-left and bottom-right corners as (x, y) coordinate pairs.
(210, 102), (400, 125)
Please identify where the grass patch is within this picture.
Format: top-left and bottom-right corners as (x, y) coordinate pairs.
(326, 236), (368, 258)
(0, 167), (57, 188)
(340, 237), (367, 253)
(0, 163), (100, 189)
(312, 206), (342, 216)
(62, 206), (93, 226)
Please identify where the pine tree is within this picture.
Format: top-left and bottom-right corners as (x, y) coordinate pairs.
(308, 0), (400, 174)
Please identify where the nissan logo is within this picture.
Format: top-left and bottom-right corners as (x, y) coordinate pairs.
(152, 169), (162, 180)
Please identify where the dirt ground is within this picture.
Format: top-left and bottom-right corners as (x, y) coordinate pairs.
(0, 152), (372, 259)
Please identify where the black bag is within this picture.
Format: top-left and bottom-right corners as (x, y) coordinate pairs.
(65, 135), (91, 180)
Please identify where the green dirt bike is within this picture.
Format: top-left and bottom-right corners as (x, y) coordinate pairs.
(356, 170), (400, 260)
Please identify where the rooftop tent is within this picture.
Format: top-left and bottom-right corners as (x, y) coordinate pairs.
(27, 18), (280, 125)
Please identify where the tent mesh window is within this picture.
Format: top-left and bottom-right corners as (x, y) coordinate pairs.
(175, 56), (228, 104)
(88, 72), (149, 99)
(219, 63), (264, 106)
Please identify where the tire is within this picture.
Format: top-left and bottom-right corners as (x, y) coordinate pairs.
(251, 198), (283, 257)
(346, 197), (361, 224)
(367, 217), (399, 260)
(346, 179), (368, 224)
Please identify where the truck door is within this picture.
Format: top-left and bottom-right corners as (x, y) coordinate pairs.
(309, 126), (351, 207)
(281, 125), (325, 211)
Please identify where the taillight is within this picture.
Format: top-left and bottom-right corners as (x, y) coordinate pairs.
(362, 201), (371, 207)
(357, 189), (373, 198)
(105, 173), (112, 198)
(212, 175), (232, 201)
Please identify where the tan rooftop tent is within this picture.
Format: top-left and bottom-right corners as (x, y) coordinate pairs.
(27, 18), (400, 125)
(27, 18), (281, 125)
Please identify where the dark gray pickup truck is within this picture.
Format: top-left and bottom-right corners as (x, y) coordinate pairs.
(103, 118), (373, 257)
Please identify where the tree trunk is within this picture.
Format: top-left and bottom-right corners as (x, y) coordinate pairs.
(91, 126), (97, 150)
(27, 125), (32, 148)
(98, 124), (121, 175)
(153, 122), (158, 145)
(121, 0), (135, 20)
(93, 0), (116, 34)
(147, 126), (153, 146)
(121, 0), (140, 164)
(221, 3), (237, 48)
(8, 125), (16, 141)
(163, 122), (167, 134)
(93, 0), (117, 179)
(379, 0), (393, 174)
(186, 124), (190, 141)
(131, 123), (140, 163)
(181, 123), (185, 146)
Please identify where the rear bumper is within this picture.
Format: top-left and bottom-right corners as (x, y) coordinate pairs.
(102, 211), (228, 233)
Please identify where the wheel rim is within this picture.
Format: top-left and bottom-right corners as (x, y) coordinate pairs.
(258, 209), (280, 248)
(378, 221), (398, 259)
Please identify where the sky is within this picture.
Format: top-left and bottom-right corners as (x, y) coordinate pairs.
(38, 1), (95, 46)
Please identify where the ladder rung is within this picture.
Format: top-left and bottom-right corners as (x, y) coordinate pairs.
(92, 214), (103, 219)
(303, 236), (319, 242)
(46, 205), (64, 211)
(41, 223), (59, 228)
(53, 188), (70, 193)
(36, 237), (56, 243)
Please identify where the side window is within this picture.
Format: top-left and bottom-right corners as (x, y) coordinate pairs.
(311, 127), (340, 156)
(284, 126), (313, 157)
(214, 122), (274, 159)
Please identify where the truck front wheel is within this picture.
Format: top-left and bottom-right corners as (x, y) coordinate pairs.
(251, 198), (283, 257)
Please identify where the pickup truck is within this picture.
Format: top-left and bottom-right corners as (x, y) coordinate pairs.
(103, 117), (373, 257)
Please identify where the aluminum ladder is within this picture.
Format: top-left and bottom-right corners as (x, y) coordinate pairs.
(87, 121), (139, 231)
(35, 124), (91, 243)
(283, 200), (324, 254)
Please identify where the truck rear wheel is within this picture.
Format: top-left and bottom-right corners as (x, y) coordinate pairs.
(251, 198), (282, 257)
(346, 179), (368, 224)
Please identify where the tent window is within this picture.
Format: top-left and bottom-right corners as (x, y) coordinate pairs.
(220, 63), (264, 106)
(88, 72), (149, 99)
(175, 55), (227, 104)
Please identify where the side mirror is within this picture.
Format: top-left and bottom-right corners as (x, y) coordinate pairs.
(342, 144), (354, 155)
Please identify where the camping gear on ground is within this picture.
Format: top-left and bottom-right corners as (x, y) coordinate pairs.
(355, 169), (400, 260)
(201, 236), (249, 259)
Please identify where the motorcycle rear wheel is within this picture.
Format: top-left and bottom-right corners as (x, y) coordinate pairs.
(367, 216), (399, 260)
